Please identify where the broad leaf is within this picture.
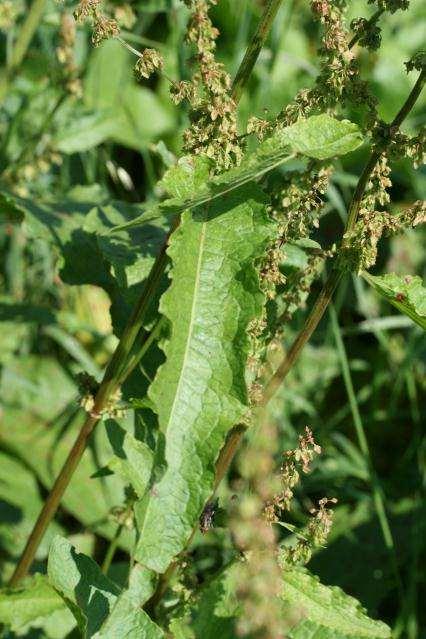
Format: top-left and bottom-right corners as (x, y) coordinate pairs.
(134, 183), (273, 573)
(111, 115), (363, 233)
(282, 567), (391, 638)
(362, 271), (426, 330)
(0, 574), (75, 638)
(48, 536), (163, 638)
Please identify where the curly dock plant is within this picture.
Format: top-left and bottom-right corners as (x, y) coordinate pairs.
(1, 0), (425, 636)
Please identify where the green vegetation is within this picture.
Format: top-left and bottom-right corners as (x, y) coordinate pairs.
(0, 0), (425, 637)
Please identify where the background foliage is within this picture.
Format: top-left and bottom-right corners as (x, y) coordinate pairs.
(0, 0), (425, 637)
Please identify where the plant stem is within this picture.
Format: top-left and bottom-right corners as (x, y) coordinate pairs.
(329, 304), (404, 602)
(9, 229), (173, 586)
(101, 524), (124, 575)
(263, 67), (425, 404)
(231, 0), (284, 103)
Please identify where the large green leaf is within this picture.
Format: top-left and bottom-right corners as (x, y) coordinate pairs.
(283, 567), (391, 638)
(362, 271), (426, 330)
(0, 574), (75, 638)
(111, 114), (363, 233)
(133, 182), (273, 573)
(48, 536), (163, 638)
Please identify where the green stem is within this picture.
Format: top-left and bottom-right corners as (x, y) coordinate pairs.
(231, 0), (284, 103)
(8, 228), (173, 587)
(329, 304), (405, 602)
(101, 524), (124, 575)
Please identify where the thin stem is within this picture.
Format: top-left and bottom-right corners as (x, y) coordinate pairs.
(329, 304), (404, 602)
(101, 524), (124, 575)
(231, 0), (284, 103)
(9, 226), (175, 586)
(348, 8), (384, 49)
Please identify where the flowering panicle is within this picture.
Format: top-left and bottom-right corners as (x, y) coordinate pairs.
(74, 0), (119, 46)
(277, 1), (377, 127)
(177, 0), (242, 170)
(264, 427), (322, 524)
(134, 48), (164, 79)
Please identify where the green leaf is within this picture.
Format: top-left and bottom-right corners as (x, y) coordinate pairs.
(133, 183), (273, 573)
(48, 536), (163, 638)
(111, 114), (363, 233)
(0, 574), (75, 638)
(283, 567), (391, 638)
(277, 114), (363, 160)
(362, 271), (426, 330)
(289, 619), (369, 638)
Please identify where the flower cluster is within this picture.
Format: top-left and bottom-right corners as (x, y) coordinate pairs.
(278, 1), (377, 127)
(74, 0), (119, 47)
(350, 16), (381, 50)
(134, 48), (164, 80)
(178, 0), (242, 170)
(369, 0), (410, 13)
(264, 427), (322, 523)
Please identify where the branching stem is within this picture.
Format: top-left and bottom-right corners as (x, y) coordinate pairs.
(264, 67), (425, 403)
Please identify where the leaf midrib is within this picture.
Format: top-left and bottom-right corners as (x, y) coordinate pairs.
(164, 219), (207, 438)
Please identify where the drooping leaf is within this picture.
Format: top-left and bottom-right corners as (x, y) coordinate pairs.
(0, 574), (75, 638)
(362, 271), (426, 330)
(112, 114), (363, 233)
(133, 182), (273, 573)
(48, 536), (163, 638)
(282, 567), (391, 638)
